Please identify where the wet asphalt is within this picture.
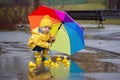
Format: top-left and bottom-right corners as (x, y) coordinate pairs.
(0, 24), (120, 80)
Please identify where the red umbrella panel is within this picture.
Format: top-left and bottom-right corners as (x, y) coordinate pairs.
(28, 5), (62, 31)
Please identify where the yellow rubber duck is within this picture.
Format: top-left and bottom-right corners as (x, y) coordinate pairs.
(44, 61), (50, 67)
(28, 61), (36, 72)
(44, 60), (49, 64)
(48, 57), (52, 63)
(56, 55), (62, 63)
(62, 56), (68, 64)
(63, 60), (70, 67)
(44, 57), (52, 64)
(44, 58), (50, 67)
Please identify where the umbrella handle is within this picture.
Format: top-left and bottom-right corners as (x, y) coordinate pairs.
(50, 23), (62, 47)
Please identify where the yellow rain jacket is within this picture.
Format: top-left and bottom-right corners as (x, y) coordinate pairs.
(28, 28), (53, 50)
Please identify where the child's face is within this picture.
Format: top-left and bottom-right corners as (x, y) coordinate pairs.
(42, 26), (51, 34)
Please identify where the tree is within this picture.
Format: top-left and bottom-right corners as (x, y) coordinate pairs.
(34, 0), (41, 9)
(0, 0), (30, 30)
(61, 0), (65, 8)
(106, 0), (120, 9)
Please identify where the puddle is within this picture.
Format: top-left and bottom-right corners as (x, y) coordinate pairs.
(0, 42), (120, 80)
(71, 52), (120, 73)
(0, 53), (30, 80)
(28, 60), (85, 80)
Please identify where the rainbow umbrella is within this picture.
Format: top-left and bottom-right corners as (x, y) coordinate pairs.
(28, 5), (85, 55)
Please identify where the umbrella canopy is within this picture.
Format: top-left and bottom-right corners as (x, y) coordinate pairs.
(28, 5), (85, 55)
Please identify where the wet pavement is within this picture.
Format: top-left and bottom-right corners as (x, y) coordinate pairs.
(83, 24), (120, 54)
(0, 24), (120, 80)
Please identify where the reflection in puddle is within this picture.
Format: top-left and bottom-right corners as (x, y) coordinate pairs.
(28, 60), (85, 80)
(28, 68), (53, 80)
(71, 52), (120, 73)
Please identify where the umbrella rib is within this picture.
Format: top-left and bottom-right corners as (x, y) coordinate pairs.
(53, 23), (63, 37)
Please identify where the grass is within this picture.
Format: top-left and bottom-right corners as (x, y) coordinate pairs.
(51, 3), (106, 10)
(87, 0), (105, 3)
(76, 19), (120, 25)
(103, 19), (120, 25)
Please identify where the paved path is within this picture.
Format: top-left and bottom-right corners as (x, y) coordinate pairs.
(81, 24), (120, 54)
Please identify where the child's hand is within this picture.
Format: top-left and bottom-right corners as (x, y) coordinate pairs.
(51, 37), (55, 43)
(52, 37), (55, 42)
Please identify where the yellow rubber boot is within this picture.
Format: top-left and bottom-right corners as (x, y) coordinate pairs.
(42, 49), (49, 61)
(34, 51), (40, 59)
(35, 55), (42, 66)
